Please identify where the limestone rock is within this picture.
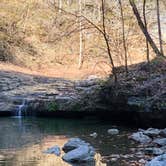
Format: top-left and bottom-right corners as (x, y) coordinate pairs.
(62, 145), (95, 163)
(107, 129), (119, 135)
(143, 128), (161, 137)
(43, 145), (61, 156)
(144, 147), (164, 155)
(130, 132), (152, 144)
(62, 138), (90, 153)
(145, 154), (166, 166)
(153, 138), (166, 146)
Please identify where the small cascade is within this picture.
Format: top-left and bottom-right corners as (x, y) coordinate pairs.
(17, 99), (27, 117)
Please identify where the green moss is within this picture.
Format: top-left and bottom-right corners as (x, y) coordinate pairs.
(47, 101), (59, 112)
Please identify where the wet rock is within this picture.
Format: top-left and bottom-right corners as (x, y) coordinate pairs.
(139, 159), (147, 164)
(62, 138), (90, 153)
(62, 145), (95, 163)
(143, 128), (161, 137)
(107, 129), (119, 135)
(160, 129), (166, 137)
(130, 132), (152, 144)
(145, 154), (166, 166)
(144, 147), (164, 155)
(43, 145), (61, 156)
(90, 132), (98, 138)
(153, 138), (166, 146)
(161, 146), (166, 153)
(127, 97), (146, 110)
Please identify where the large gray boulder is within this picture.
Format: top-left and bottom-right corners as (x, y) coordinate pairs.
(130, 132), (152, 144)
(62, 138), (90, 153)
(145, 154), (166, 166)
(62, 145), (95, 163)
(62, 138), (95, 164)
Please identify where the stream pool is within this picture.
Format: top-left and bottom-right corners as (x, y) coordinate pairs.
(0, 117), (136, 166)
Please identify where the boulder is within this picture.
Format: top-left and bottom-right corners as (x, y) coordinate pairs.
(107, 129), (119, 135)
(145, 154), (166, 166)
(153, 138), (166, 146)
(143, 128), (161, 137)
(160, 129), (166, 137)
(62, 138), (90, 153)
(43, 145), (61, 156)
(62, 145), (95, 163)
(144, 147), (164, 155)
(130, 132), (152, 144)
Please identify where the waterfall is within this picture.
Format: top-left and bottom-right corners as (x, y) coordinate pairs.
(17, 99), (26, 117)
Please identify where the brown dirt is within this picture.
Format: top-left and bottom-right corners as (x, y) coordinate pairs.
(0, 61), (112, 80)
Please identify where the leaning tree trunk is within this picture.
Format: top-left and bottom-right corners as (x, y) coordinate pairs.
(129, 0), (164, 57)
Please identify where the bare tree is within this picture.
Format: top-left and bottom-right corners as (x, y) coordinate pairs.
(78, 0), (84, 69)
(129, 0), (164, 58)
(118, 0), (128, 75)
(156, 0), (164, 55)
(143, 0), (150, 63)
(59, 0), (62, 13)
(101, 0), (117, 82)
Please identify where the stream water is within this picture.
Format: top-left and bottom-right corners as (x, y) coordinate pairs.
(0, 117), (136, 166)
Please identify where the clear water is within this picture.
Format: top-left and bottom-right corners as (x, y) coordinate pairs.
(0, 117), (135, 166)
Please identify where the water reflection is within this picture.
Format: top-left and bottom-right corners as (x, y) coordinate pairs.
(0, 117), (133, 166)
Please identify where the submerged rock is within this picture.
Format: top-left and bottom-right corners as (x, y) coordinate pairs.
(43, 145), (61, 156)
(90, 132), (98, 138)
(130, 132), (152, 144)
(145, 154), (166, 166)
(107, 129), (119, 135)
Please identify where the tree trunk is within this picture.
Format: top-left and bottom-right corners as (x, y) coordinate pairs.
(143, 0), (150, 63)
(118, 0), (128, 75)
(78, 0), (83, 69)
(129, 0), (164, 57)
(59, 0), (62, 13)
(156, 0), (164, 55)
(101, 0), (117, 83)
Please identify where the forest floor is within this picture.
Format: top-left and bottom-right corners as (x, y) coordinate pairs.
(0, 61), (111, 80)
